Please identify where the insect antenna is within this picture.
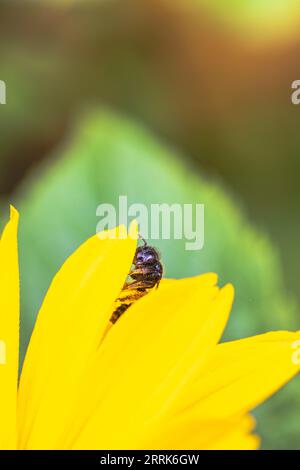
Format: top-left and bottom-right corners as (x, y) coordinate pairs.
(138, 234), (147, 246)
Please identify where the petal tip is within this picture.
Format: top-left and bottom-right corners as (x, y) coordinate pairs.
(9, 205), (19, 222)
(220, 283), (235, 305)
(128, 219), (139, 240)
(207, 272), (218, 286)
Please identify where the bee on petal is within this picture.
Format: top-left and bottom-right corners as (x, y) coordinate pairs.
(110, 237), (163, 324)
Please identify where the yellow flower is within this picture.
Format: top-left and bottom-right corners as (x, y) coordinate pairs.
(0, 207), (300, 450)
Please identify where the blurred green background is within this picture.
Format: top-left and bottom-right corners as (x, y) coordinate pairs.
(1, 0), (300, 449)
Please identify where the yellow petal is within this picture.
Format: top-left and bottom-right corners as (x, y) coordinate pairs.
(207, 415), (260, 450)
(179, 331), (300, 421)
(0, 207), (20, 449)
(60, 277), (233, 449)
(18, 224), (137, 449)
(139, 413), (258, 450)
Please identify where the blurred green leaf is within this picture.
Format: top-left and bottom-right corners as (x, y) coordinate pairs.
(12, 110), (299, 448)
